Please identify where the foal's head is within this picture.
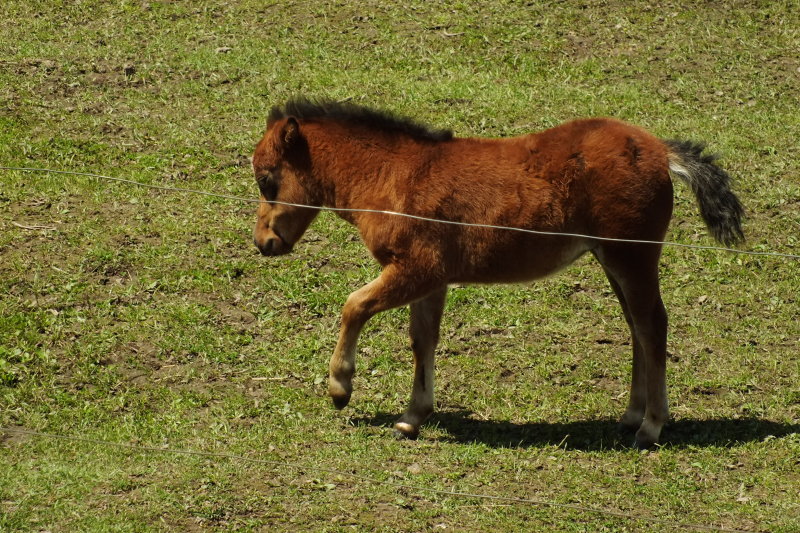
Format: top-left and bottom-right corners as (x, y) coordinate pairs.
(252, 116), (318, 256)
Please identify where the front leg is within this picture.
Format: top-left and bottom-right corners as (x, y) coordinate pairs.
(393, 287), (447, 439)
(328, 265), (443, 410)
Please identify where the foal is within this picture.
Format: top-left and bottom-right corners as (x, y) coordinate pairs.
(252, 98), (744, 448)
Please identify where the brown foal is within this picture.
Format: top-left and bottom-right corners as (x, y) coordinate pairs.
(252, 98), (744, 448)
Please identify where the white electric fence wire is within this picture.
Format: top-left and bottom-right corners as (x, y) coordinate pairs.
(0, 427), (756, 533)
(3, 166), (799, 260)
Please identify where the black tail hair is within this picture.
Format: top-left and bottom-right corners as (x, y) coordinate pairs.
(664, 139), (745, 246)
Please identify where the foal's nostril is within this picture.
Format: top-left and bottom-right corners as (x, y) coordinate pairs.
(254, 225), (292, 256)
(254, 236), (273, 256)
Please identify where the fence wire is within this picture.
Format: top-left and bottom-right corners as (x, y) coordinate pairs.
(2, 166), (799, 260)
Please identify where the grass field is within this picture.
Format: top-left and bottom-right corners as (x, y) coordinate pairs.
(1, 1), (799, 531)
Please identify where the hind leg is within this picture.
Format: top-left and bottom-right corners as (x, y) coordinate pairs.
(632, 292), (669, 448)
(394, 287), (447, 439)
(598, 264), (647, 430)
(596, 245), (669, 448)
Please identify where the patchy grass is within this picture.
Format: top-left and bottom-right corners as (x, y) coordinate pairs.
(1, 0), (798, 531)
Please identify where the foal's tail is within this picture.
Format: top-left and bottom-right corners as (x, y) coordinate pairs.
(664, 139), (745, 246)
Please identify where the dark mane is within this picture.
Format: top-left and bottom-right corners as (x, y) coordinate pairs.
(268, 97), (454, 142)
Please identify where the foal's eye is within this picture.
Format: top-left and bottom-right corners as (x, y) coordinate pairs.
(257, 170), (279, 201)
(258, 178), (278, 201)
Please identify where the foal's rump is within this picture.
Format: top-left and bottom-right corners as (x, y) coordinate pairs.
(533, 117), (743, 248)
(571, 119), (676, 242)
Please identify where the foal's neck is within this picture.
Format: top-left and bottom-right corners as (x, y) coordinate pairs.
(306, 122), (436, 212)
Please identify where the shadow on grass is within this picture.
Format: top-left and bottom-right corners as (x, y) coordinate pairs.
(353, 411), (799, 450)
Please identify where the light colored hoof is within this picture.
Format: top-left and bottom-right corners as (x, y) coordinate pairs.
(393, 421), (420, 440)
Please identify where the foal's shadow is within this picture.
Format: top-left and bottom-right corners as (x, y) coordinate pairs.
(354, 410), (798, 450)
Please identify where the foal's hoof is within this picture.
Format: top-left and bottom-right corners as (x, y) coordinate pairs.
(393, 421), (420, 440)
(330, 392), (351, 410)
(331, 395), (350, 411)
(328, 380), (352, 410)
(634, 427), (661, 450)
(633, 436), (658, 450)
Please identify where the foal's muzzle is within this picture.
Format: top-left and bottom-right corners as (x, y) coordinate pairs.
(254, 230), (292, 256)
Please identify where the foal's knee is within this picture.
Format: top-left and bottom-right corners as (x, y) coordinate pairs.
(341, 295), (371, 327)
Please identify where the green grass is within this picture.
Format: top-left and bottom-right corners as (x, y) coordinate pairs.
(1, 0), (799, 531)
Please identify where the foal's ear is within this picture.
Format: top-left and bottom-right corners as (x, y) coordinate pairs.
(281, 117), (300, 147)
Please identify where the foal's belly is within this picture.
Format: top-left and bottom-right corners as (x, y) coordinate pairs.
(450, 235), (592, 284)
